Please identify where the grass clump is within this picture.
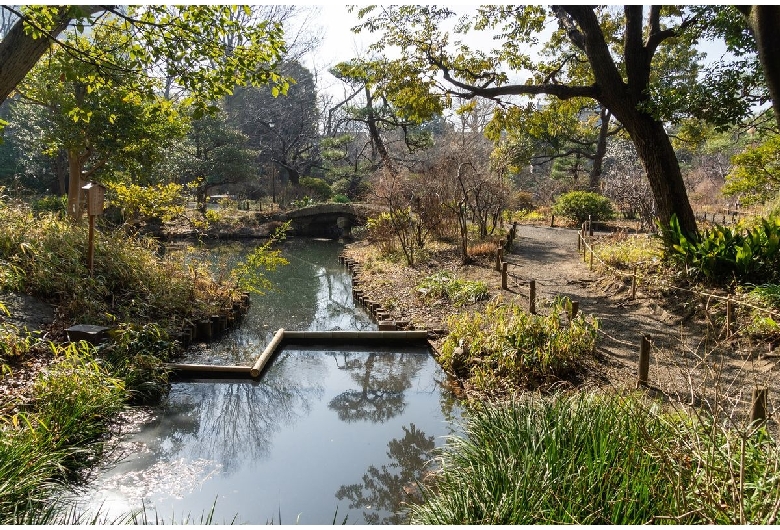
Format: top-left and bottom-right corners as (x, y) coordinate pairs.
(416, 272), (489, 307)
(409, 393), (780, 525)
(595, 233), (664, 270)
(439, 298), (597, 390)
(0, 199), (240, 331)
(0, 341), (126, 523)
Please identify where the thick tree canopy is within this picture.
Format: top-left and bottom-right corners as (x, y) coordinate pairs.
(0, 5), (288, 115)
(349, 5), (769, 238)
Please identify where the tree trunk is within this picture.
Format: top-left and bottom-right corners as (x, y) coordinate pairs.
(562, 6), (698, 239)
(0, 6), (105, 106)
(623, 114), (698, 238)
(738, 6), (780, 130)
(589, 106), (611, 191)
(54, 149), (68, 195)
(66, 148), (83, 220)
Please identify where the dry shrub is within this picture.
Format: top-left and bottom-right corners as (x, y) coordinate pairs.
(468, 241), (497, 259)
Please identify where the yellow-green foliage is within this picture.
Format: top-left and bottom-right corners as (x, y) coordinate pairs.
(0, 200), (236, 329)
(440, 298), (598, 391)
(230, 221), (290, 295)
(416, 272), (489, 307)
(596, 233), (664, 270)
(107, 181), (185, 223)
(723, 134), (780, 205)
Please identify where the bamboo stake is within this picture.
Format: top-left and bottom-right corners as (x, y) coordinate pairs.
(631, 265), (637, 300)
(251, 328), (285, 378)
(589, 243), (594, 271)
(569, 300), (579, 322)
(727, 296), (734, 338)
(501, 262), (508, 290)
(637, 335), (651, 388)
(529, 280), (536, 314)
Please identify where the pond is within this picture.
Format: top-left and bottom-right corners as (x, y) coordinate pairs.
(73, 238), (463, 524)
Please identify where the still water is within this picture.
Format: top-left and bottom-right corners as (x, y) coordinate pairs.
(77, 238), (462, 524)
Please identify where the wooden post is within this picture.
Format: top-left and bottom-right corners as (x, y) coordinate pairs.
(87, 214), (95, 275)
(501, 262), (508, 290)
(726, 296), (734, 338)
(569, 300), (579, 321)
(589, 243), (594, 270)
(631, 265), (637, 300)
(529, 280), (536, 314)
(637, 335), (651, 388)
(496, 247), (503, 271)
(588, 215), (593, 237)
(577, 232), (581, 252)
(550, 214), (555, 227)
(750, 386), (768, 426)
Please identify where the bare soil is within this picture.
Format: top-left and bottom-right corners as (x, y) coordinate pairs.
(344, 224), (780, 424)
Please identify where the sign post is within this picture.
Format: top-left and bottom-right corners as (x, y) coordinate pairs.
(82, 182), (106, 275)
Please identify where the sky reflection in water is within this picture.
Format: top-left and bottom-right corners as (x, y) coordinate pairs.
(78, 239), (462, 524)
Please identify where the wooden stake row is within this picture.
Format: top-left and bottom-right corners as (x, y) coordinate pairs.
(636, 334), (769, 426)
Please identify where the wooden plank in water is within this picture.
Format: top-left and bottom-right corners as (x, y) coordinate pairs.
(282, 330), (429, 344)
(167, 363), (253, 379)
(250, 328), (285, 378)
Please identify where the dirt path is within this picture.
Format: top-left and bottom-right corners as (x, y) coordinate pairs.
(503, 225), (780, 421)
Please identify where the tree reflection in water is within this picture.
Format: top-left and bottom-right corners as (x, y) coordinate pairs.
(336, 423), (436, 524)
(328, 351), (428, 423)
(149, 351), (325, 471)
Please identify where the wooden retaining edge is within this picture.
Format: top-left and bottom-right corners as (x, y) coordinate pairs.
(282, 330), (430, 343)
(250, 328), (286, 378)
(167, 329), (432, 380)
(167, 363), (253, 379)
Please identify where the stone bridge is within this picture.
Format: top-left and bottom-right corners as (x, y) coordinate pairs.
(274, 203), (382, 239)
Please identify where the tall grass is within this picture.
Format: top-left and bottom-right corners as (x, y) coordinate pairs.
(0, 342), (126, 523)
(0, 200), (237, 330)
(409, 393), (780, 524)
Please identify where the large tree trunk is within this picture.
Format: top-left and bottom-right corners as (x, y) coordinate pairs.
(623, 115), (698, 238)
(563, 6), (699, 239)
(738, 6), (780, 130)
(0, 6), (105, 106)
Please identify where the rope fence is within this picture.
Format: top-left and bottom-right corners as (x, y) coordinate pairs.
(489, 220), (774, 425)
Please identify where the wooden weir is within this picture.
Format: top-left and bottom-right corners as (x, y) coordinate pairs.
(166, 328), (431, 380)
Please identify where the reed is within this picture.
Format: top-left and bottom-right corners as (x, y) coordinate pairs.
(410, 392), (780, 524)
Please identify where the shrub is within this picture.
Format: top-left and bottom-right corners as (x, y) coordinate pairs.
(664, 214), (780, 283)
(106, 182), (185, 223)
(98, 323), (177, 404)
(440, 298), (598, 390)
(552, 191), (615, 224)
(416, 272), (489, 307)
(299, 177), (332, 201)
(31, 195), (67, 214)
(595, 233), (663, 270)
(0, 341), (125, 523)
(332, 194), (350, 204)
(365, 212), (397, 255)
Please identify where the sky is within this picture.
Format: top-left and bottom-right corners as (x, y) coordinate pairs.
(302, 5), (731, 104)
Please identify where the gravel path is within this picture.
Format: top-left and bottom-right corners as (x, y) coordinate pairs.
(504, 225), (779, 424)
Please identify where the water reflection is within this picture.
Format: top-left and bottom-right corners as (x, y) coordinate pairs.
(186, 239), (375, 365)
(329, 351), (428, 423)
(74, 239), (462, 524)
(336, 423), (437, 525)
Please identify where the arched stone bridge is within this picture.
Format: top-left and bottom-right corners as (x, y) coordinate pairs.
(274, 203), (383, 239)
